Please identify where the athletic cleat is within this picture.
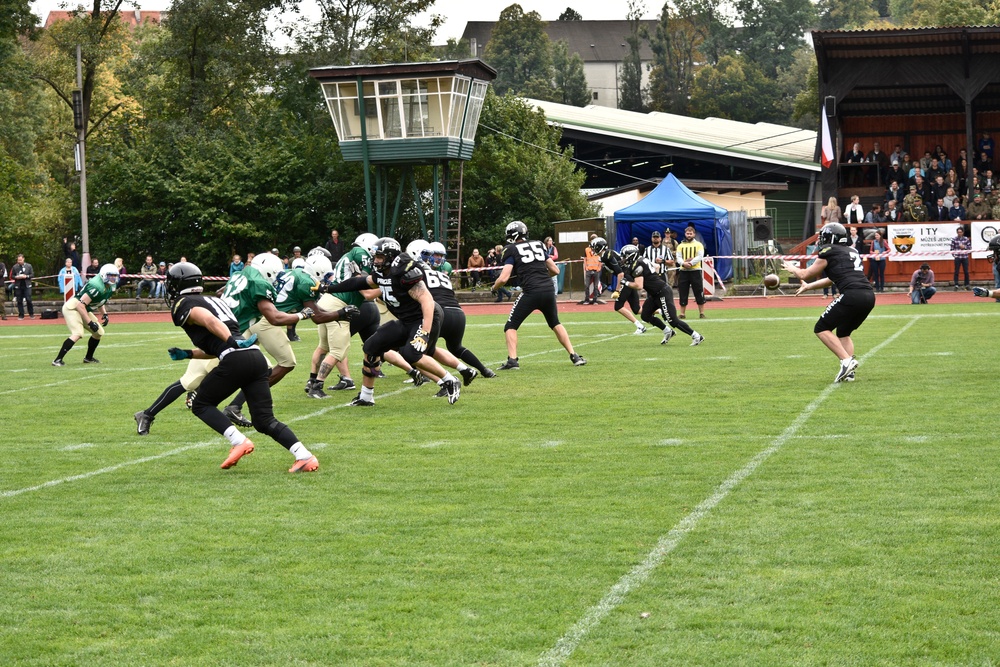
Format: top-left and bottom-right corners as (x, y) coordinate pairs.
(498, 357), (520, 370)
(287, 334), (301, 342)
(330, 376), (355, 391)
(570, 353), (587, 366)
(185, 391), (197, 410)
(690, 332), (705, 346)
(375, 369), (387, 379)
(481, 368), (497, 379)
(634, 324), (647, 334)
(834, 356), (859, 383)
(288, 455), (319, 473)
(223, 405), (253, 428)
(220, 439), (254, 469)
(459, 367), (479, 386)
(443, 379), (461, 404)
(661, 328), (675, 345)
(408, 369), (429, 387)
(434, 386), (448, 398)
(844, 370), (856, 382)
(52, 359), (65, 366)
(350, 393), (375, 407)
(306, 383), (329, 399)
(83, 357), (101, 363)
(134, 410), (153, 436)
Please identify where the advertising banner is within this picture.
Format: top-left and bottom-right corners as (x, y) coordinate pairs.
(887, 222), (961, 261)
(970, 221), (1000, 259)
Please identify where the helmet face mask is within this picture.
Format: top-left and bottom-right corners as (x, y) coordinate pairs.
(304, 255), (333, 283)
(166, 261), (203, 305)
(250, 252), (284, 286)
(406, 239), (430, 263)
(620, 244), (639, 264)
(98, 264), (120, 288)
(428, 241), (446, 268)
(590, 237), (608, 256)
(505, 220), (528, 243)
(818, 222), (849, 246)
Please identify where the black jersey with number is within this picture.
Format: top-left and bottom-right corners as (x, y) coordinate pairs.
(626, 257), (667, 291)
(373, 253), (426, 322)
(502, 239), (554, 293)
(171, 294), (241, 358)
(818, 243), (874, 292)
(420, 264), (461, 309)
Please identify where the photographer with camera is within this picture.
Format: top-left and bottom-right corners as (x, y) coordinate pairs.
(909, 263), (936, 304)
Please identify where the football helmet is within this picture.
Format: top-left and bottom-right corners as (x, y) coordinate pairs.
(988, 235), (1000, 264)
(590, 237), (608, 256)
(354, 233), (379, 255)
(304, 255), (333, 283)
(291, 257), (307, 270)
(307, 246), (331, 260)
(98, 264), (120, 287)
(166, 261), (203, 304)
(505, 220), (528, 243)
(250, 252), (283, 285)
(619, 244), (639, 264)
(406, 239), (430, 263)
(372, 237), (401, 269)
(428, 241), (447, 268)
(818, 222), (848, 246)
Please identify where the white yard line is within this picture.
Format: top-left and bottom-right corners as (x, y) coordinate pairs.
(537, 317), (919, 666)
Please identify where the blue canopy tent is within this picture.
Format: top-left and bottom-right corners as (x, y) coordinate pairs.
(613, 174), (733, 280)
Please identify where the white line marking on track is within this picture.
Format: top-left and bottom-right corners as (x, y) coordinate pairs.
(537, 316), (919, 667)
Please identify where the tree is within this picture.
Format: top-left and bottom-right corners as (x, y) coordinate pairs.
(462, 91), (597, 254)
(483, 4), (553, 98)
(728, 0), (817, 77)
(619, 0), (645, 111)
(552, 40), (590, 107)
(303, 0), (440, 65)
(817, 0), (881, 29)
(558, 8), (583, 20)
(688, 54), (782, 123)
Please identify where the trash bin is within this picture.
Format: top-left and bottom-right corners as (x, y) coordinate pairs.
(555, 262), (567, 294)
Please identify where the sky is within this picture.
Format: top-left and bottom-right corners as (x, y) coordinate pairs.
(29, 0), (646, 46)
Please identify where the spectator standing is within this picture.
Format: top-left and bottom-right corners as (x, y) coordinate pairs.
(0, 258), (7, 319)
(848, 226), (864, 253)
(62, 237), (81, 271)
(580, 235), (603, 305)
(844, 195), (865, 224)
(676, 225), (707, 319)
(909, 263), (936, 304)
(11, 253), (34, 319)
(229, 254), (244, 276)
(868, 230), (890, 292)
(867, 141), (889, 185)
(137, 255), (158, 298)
(821, 197), (842, 226)
(58, 257), (84, 296)
(325, 230), (346, 263)
(643, 230), (672, 275)
(466, 249), (486, 290)
(544, 237), (559, 293)
(950, 226), (972, 290)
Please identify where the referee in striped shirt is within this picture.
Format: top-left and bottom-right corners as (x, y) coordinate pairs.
(643, 231), (673, 275)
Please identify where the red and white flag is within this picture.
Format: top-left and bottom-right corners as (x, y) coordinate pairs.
(820, 109), (834, 168)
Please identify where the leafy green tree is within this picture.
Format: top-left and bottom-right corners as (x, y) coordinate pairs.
(304, 0), (439, 65)
(775, 46), (816, 127)
(619, 0), (645, 111)
(483, 4), (553, 98)
(462, 91), (597, 254)
(689, 54), (782, 123)
(817, 0), (881, 29)
(558, 8), (583, 20)
(729, 0), (817, 77)
(552, 40), (590, 106)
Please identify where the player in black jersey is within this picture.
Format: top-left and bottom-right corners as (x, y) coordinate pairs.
(491, 220), (586, 369)
(783, 222), (876, 383)
(161, 262), (320, 472)
(590, 237), (646, 334)
(323, 238), (463, 405)
(618, 244), (704, 346)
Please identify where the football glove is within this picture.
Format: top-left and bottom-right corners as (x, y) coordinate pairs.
(611, 290), (620, 300)
(410, 327), (429, 353)
(972, 286), (991, 297)
(87, 320), (100, 333)
(338, 305), (360, 320)
(297, 307), (315, 321)
(237, 333), (258, 348)
(168, 347), (193, 361)
(101, 313), (109, 326)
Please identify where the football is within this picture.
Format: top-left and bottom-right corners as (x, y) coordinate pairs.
(764, 273), (780, 288)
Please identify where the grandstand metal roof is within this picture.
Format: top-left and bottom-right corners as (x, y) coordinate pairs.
(526, 99), (820, 177)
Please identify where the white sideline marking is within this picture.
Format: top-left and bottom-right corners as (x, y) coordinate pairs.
(1, 443), (213, 499)
(418, 441), (446, 449)
(538, 317), (918, 666)
(0, 364), (174, 396)
(60, 443), (95, 451)
(904, 435), (929, 443)
(656, 439), (685, 446)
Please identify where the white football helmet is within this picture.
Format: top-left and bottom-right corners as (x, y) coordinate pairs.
(250, 252), (284, 285)
(99, 264), (120, 288)
(428, 241), (447, 268)
(304, 255), (333, 283)
(291, 257), (307, 270)
(307, 246), (331, 260)
(354, 233), (379, 255)
(406, 239), (430, 262)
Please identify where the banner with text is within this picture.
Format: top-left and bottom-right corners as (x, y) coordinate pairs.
(970, 221), (1000, 259)
(887, 223), (960, 261)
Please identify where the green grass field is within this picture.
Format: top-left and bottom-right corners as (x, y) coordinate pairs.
(2, 302), (999, 666)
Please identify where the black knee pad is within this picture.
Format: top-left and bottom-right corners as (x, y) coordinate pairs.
(362, 354), (382, 378)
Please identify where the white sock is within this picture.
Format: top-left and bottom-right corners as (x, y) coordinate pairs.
(224, 425), (245, 447)
(456, 361), (468, 371)
(635, 320), (643, 328)
(442, 372), (457, 384)
(360, 385), (374, 401)
(289, 442), (313, 460)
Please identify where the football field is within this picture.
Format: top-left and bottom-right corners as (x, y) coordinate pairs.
(2, 301), (998, 666)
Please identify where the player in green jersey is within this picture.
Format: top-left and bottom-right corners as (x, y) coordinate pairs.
(52, 264), (119, 366)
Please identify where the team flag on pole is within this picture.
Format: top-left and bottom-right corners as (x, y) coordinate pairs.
(821, 109), (834, 168)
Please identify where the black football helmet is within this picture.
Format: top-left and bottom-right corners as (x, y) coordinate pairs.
(372, 237), (401, 269)
(818, 222), (848, 246)
(505, 220), (528, 243)
(590, 237), (608, 256)
(988, 235), (1000, 264)
(619, 244), (639, 265)
(166, 261), (203, 305)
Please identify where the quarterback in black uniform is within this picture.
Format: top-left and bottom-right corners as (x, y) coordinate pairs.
(324, 238), (463, 405)
(783, 222), (876, 383)
(163, 262), (320, 472)
(491, 220), (586, 369)
(590, 237), (646, 334)
(618, 244), (704, 346)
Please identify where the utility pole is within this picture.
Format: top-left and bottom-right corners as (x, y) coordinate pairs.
(74, 45), (90, 269)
